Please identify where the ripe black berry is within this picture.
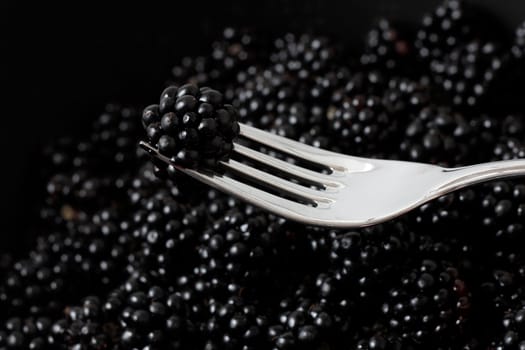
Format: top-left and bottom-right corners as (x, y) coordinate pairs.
(430, 40), (506, 108)
(399, 106), (480, 165)
(144, 84), (240, 168)
(361, 19), (414, 74)
(415, 0), (476, 62)
(512, 21), (525, 59)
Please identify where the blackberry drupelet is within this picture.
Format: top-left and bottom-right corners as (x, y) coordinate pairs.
(142, 84), (240, 168)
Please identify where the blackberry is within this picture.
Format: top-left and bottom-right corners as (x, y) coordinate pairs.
(399, 106), (480, 165)
(309, 67), (352, 105)
(41, 104), (140, 215)
(232, 64), (343, 147)
(410, 190), (479, 239)
(41, 138), (95, 176)
(501, 114), (525, 139)
(379, 259), (471, 348)
(90, 104), (141, 169)
(494, 138), (525, 161)
(477, 181), (525, 258)
(47, 296), (116, 350)
(41, 104), (140, 176)
(430, 40), (506, 108)
(203, 296), (267, 350)
(267, 294), (333, 349)
(0, 208), (131, 321)
(270, 33), (340, 80)
(493, 115), (525, 160)
(171, 56), (213, 87)
(103, 271), (198, 350)
(48, 271), (199, 350)
(142, 84), (240, 168)
(233, 66), (309, 133)
(192, 193), (315, 297)
(381, 76), (432, 116)
(0, 316), (52, 350)
(210, 27), (262, 78)
(512, 21), (525, 59)
(476, 268), (525, 338)
(326, 73), (435, 158)
(327, 93), (400, 157)
(415, 0), (477, 62)
(492, 303), (525, 349)
(339, 70), (388, 97)
(125, 185), (205, 277)
(360, 19), (414, 74)
(170, 28), (264, 89)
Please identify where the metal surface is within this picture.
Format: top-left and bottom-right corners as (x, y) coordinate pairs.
(140, 123), (525, 228)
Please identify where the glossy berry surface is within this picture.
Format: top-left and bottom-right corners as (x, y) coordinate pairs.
(143, 84), (240, 168)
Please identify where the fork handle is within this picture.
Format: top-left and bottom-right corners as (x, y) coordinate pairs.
(441, 159), (525, 193)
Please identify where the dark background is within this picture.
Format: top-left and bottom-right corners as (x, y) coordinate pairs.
(2, 0), (524, 239)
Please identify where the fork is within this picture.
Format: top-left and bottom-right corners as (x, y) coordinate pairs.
(139, 123), (525, 228)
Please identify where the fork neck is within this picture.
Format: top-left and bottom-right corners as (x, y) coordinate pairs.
(440, 159), (525, 193)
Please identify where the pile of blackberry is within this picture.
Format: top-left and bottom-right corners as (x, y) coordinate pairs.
(2, 2), (525, 349)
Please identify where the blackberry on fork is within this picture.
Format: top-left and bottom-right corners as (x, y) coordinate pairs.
(142, 84), (240, 169)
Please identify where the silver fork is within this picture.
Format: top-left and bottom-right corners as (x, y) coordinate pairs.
(139, 123), (525, 228)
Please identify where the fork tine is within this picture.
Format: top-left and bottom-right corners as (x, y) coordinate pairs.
(233, 143), (342, 188)
(220, 159), (335, 204)
(180, 166), (329, 224)
(239, 123), (366, 172)
(139, 141), (332, 224)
